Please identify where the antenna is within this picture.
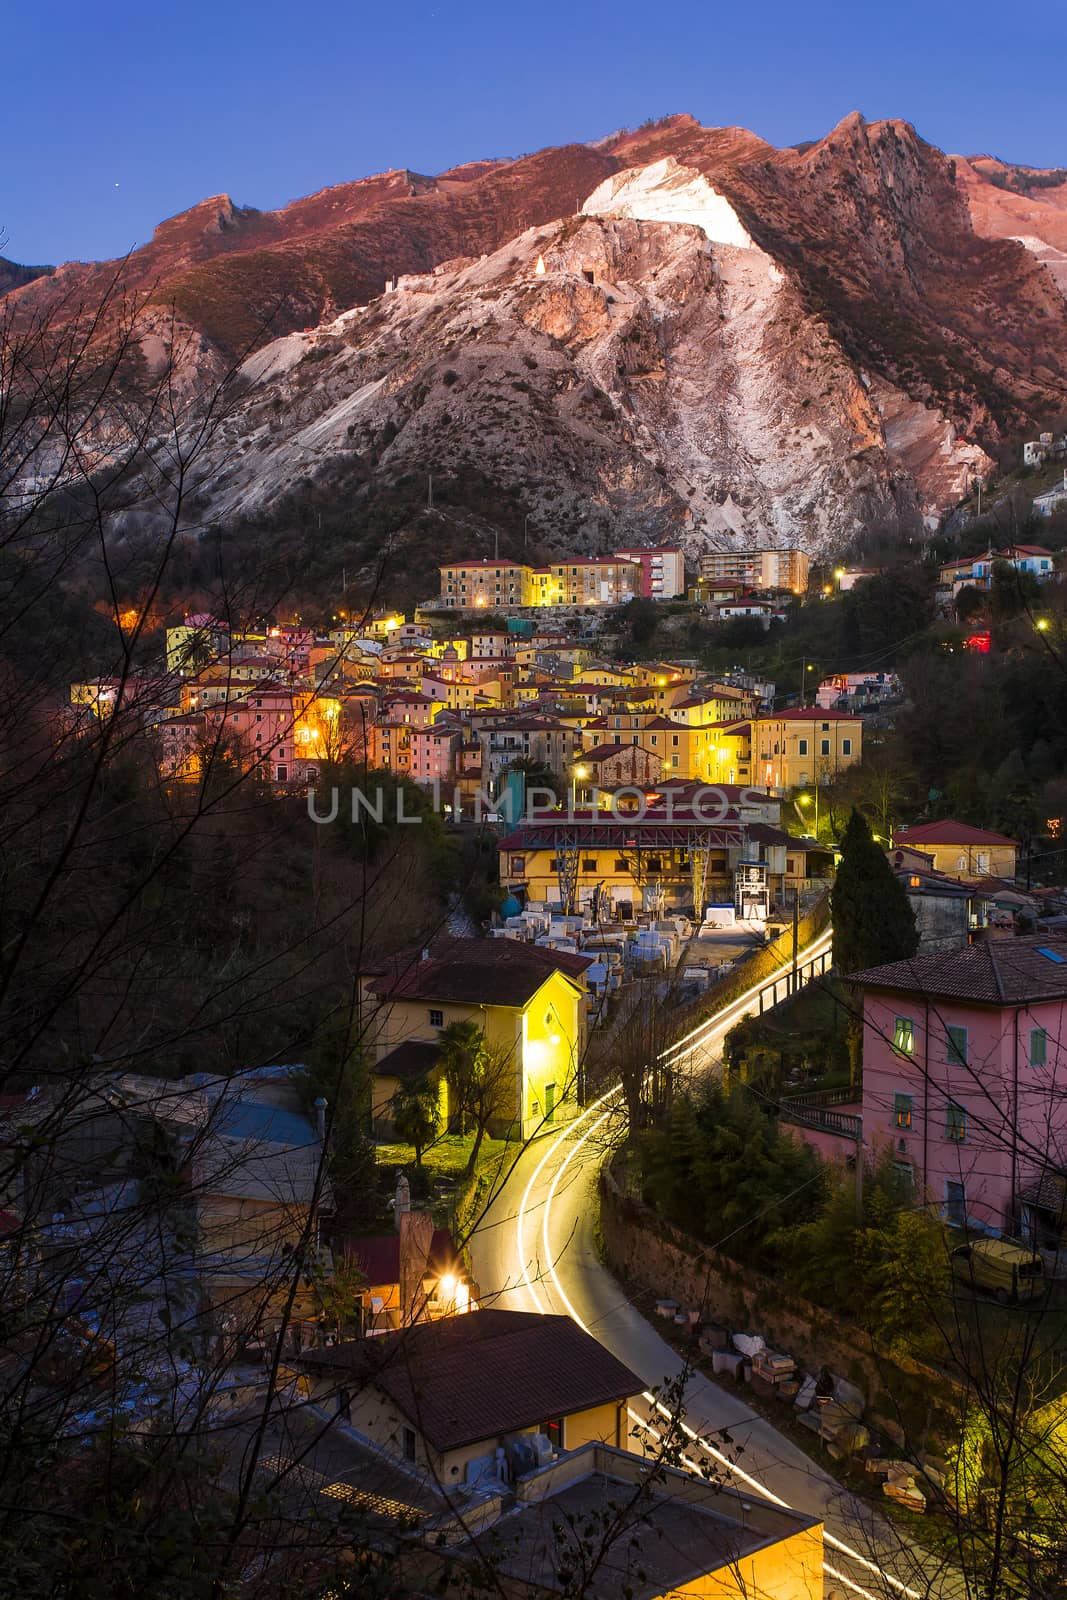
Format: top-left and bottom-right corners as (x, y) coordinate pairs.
(494, 528), (500, 560)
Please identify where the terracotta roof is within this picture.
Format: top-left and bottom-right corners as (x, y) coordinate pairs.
(298, 1310), (641, 1452)
(340, 1227), (457, 1288)
(372, 1039), (443, 1082)
(582, 742), (658, 763)
(364, 938), (592, 1005)
(854, 935), (1067, 1005)
(1016, 1170), (1067, 1215)
(894, 820), (1017, 848)
(757, 708), (860, 723)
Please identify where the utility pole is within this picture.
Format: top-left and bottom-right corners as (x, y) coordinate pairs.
(494, 528), (500, 561)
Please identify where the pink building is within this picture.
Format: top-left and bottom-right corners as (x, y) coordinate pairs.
(856, 938), (1067, 1239)
(614, 546), (686, 600)
(204, 684), (296, 782)
(410, 726), (459, 786)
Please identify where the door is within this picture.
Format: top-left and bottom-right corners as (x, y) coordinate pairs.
(544, 1082), (556, 1126)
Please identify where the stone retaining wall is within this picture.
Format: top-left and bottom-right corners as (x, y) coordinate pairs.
(599, 1162), (955, 1440)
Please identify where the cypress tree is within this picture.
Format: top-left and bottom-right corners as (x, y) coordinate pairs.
(832, 807), (920, 975)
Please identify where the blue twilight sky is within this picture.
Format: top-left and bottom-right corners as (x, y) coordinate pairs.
(5, 0), (1066, 267)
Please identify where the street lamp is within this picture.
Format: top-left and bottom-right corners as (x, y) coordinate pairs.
(796, 789), (819, 835)
(1036, 618), (1050, 632)
(572, 763), (589, 809)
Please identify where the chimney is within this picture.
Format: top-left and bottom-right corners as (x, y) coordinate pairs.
(314, 1096), (327, 1145)
(394, 1171), (411, 1231)
(399, 1209), (434, 1326)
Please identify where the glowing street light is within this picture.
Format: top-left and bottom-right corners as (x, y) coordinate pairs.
(1036, 618), (1050, 632)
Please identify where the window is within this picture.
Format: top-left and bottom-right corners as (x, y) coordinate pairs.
(671, 755), (679, 768)
(1031, 1027), (1048, 1066)
(549, 857), (559, 870)
(614, 858), (628, 872)
(842, 738), (852, 756)
(582, 858), (597, 872)
(402, 1426), (417, 1462)
(820, 739), (831, 756)
(893, 1016), (915, 1057)
(894, 1093), (913, 1130)
(798, 738), (808, 756)
(945, 1025), (968, 1066)
(946, 1180), (966, 1227)
(276, 765), (287, 781)
(429, 1009), (444, 1028)
(821, 722), (830, 732)
(672, 735), (679, 747)
(945, 1102), (967, 1142)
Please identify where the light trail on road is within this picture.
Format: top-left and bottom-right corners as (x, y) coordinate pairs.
(514, 932), (926, 1600)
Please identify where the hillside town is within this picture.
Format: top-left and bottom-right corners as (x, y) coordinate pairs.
(8, 20), (1067, 1593)
(8, 513), (1059, 1594)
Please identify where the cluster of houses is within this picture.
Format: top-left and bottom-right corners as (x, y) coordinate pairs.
(427, 548), (686, 612)
(67, 609), (865, 920)
(938, 542), (1057, 602)
(0, 928), (826, 1596)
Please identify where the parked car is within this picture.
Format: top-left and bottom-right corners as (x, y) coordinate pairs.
(951, 1239), (1045, 1304)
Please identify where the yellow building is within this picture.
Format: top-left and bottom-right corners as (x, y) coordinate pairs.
(500, 808), (741, 916)
(528, 558), (641, 607)
(701, 709), (862, 792)
(582, 713), (736, 783)
(490, 1442), (823, 1600)
(892, 820), (1018, 881)
(360, 939), (591, 1141)
(439, 560), (533, 608)
(298, 1309), (644, 1487)
(436, 558), (641, 610)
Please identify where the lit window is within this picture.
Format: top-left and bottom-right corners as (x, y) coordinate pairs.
(1031, 1027), (1048, 1067)
(945, 1102), (967, 1143)
(429, 1009), (444, 1029)
(893, 1017), (915, 1057)
(945, 1025), (968, 1066)
(894, 1093), (913, 1130)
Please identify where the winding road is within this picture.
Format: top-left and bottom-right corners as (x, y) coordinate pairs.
(469, 928), (964, 1600)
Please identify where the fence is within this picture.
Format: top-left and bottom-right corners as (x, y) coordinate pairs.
(666, 889), (832, 1045)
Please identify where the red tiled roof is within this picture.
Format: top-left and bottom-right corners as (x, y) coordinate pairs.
(364, 938), (592, 1005)
(298, 1310), (641, 1452)
(339, 1227), (456, 1288)
(894, 820), (1017, 848)
(582, 742), (659, 762)
(854, 935), (1067, 1005)
(757, 708), (860, 722)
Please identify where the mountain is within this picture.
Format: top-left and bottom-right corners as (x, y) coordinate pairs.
(952, 154), (1067, 296)
(9, 113), (1067, 568)
(0, 256), (54, 295)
